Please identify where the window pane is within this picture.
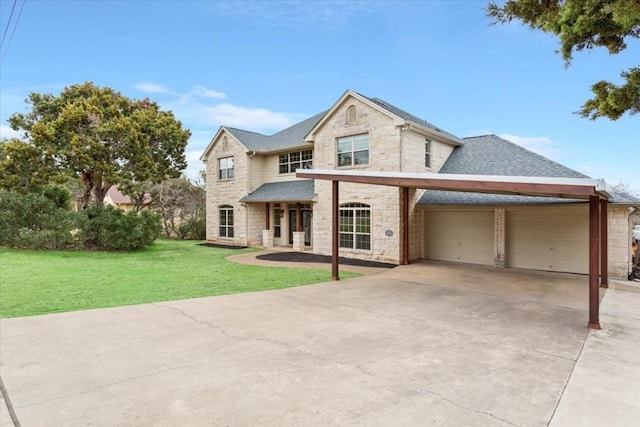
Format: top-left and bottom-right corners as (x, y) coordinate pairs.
(279, 154), (287, 163)
(353, 150), (369, 165)
(338, 153), (352, 167)
(279, 164), (289, 174)
(302, 160), (312, 169)
(302, 150), (312, 160)
(339, 233), (353, 249)
(219, 226), (226, 237)
(228, 168), (234, 179)
(355, 234), (370, 250)
(290, 152), (300, 162)
(353, 135), (368, 151)
(337, 139), (352, 153)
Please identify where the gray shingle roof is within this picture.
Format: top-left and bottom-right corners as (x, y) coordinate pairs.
(363, 95), (462, 143)
(440, 135), (588, 177)
(227, 112), (326, 153)
(240, 180), (315, 203)
(418, 134), (638, 205)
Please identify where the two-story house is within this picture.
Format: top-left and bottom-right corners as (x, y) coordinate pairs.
(200, 90), (638, 279)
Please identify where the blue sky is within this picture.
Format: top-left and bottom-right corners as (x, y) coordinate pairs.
(1, 0), (638, 194)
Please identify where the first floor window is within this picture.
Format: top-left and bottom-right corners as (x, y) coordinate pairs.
(219, 205), (234, 238)
(339, 203), (371, 250)
(425, 139), (432, 168)
(219, 157), (234, 180)
(274, 205), (282, 238)
(337, 134), (369, 167)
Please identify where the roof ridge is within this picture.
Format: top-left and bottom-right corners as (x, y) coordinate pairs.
(225, 126), (268, 137)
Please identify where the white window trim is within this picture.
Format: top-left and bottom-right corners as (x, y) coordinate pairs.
(339, 202), (372, 251)
(425, 139), (432, 169)
(337, 134), (369, 168)
(219, 157), (234, 180)
(219, 205), (234, 238)
(278, 150), (313, 174)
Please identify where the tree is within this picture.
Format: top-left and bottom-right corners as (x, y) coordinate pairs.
(7, 82), (191, 208)
(487, 0), (640, 120)
(0, 138), (65, 192)
(153, 175), (205, 239)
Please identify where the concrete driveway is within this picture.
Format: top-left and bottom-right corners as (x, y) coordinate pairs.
(1, 262), (639, 426)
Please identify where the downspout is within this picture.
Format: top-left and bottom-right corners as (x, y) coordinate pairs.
(399, 121), (410, 171)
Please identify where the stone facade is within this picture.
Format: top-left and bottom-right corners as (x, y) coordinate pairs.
(203, 131), (250, 246)
(201, 90), (637, 276)
(608, 205), (634, 279)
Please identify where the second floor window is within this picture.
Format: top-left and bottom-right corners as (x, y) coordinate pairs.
(279, 150), (313, 174)
(219, 157), (234, 180)
(337, 134), (369, 167)
(425, 139), (431, 168)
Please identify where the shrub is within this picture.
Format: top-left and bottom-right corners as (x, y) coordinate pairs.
(78, 206), (161, 251)
(0, 190), (76, 249)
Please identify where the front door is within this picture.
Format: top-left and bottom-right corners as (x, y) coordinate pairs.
(289, 209), (312, 246)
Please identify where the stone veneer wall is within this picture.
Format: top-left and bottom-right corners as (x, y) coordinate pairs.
(204, 131), (250, 246)
(313, 180), (402, 263)
(608, 205), (633, 279)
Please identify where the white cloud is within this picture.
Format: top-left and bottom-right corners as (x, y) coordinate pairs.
(0, 125), (22, 140)
(189, 85), (226, 100)
(497, 133), (560, 160)
(204, 103), (294, 130)
(133, 82), (172, 94)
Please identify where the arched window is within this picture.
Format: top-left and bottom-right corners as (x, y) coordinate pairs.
(219, 205), (234, 238)
(339, 203), (371, 250)
(346, 105), (357, 124)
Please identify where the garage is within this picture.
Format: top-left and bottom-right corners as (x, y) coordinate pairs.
(506, 204), (588, 274)
(424, 209), (494, 266)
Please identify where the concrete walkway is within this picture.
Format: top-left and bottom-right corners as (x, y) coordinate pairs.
(1, 261), (639, 426)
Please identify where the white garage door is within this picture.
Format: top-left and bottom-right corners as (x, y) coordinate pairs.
(424, 210), (494, 266)
(506, 205), (588, 274)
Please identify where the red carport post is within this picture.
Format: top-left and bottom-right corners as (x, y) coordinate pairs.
(332, 180), (339, 281)
(588, 195), (601, 329)
(402, 187), (409, 265)
(600, 198), (608, 288)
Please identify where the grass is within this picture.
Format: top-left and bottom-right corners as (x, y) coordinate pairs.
(0, 240), (359, 318)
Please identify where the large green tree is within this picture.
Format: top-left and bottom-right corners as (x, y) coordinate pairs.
(487, 0), (640, 120)
(8, 82), (191, 208)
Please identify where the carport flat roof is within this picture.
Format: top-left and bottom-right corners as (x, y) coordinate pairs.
(297, 169), (609, 200)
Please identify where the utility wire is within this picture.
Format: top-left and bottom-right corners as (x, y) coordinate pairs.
(0, 0), (18, 50)
(1, 0), (26, 67)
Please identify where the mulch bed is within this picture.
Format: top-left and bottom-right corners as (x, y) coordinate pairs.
(256, 252), (397, 269)
(198, 242), (248, 250)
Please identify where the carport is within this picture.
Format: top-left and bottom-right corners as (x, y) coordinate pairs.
(297, 169), (611, 329)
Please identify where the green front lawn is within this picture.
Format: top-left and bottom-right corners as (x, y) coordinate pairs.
(0, 240), (358, 318)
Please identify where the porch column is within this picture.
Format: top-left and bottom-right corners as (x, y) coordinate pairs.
(296, 203), (302, 232)
(402, 187), (409, 265)
(588, 195), (601, 329)
(332, 180), (339, 281)
(494, 208), (506, 268)
(262, 203), (274, 248)
(600, 198), (608, 288)
(265, 203), (270, 230)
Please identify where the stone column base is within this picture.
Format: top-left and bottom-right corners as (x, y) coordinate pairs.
(262, 230), (274, 248)
(292, 232), (305, 252)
